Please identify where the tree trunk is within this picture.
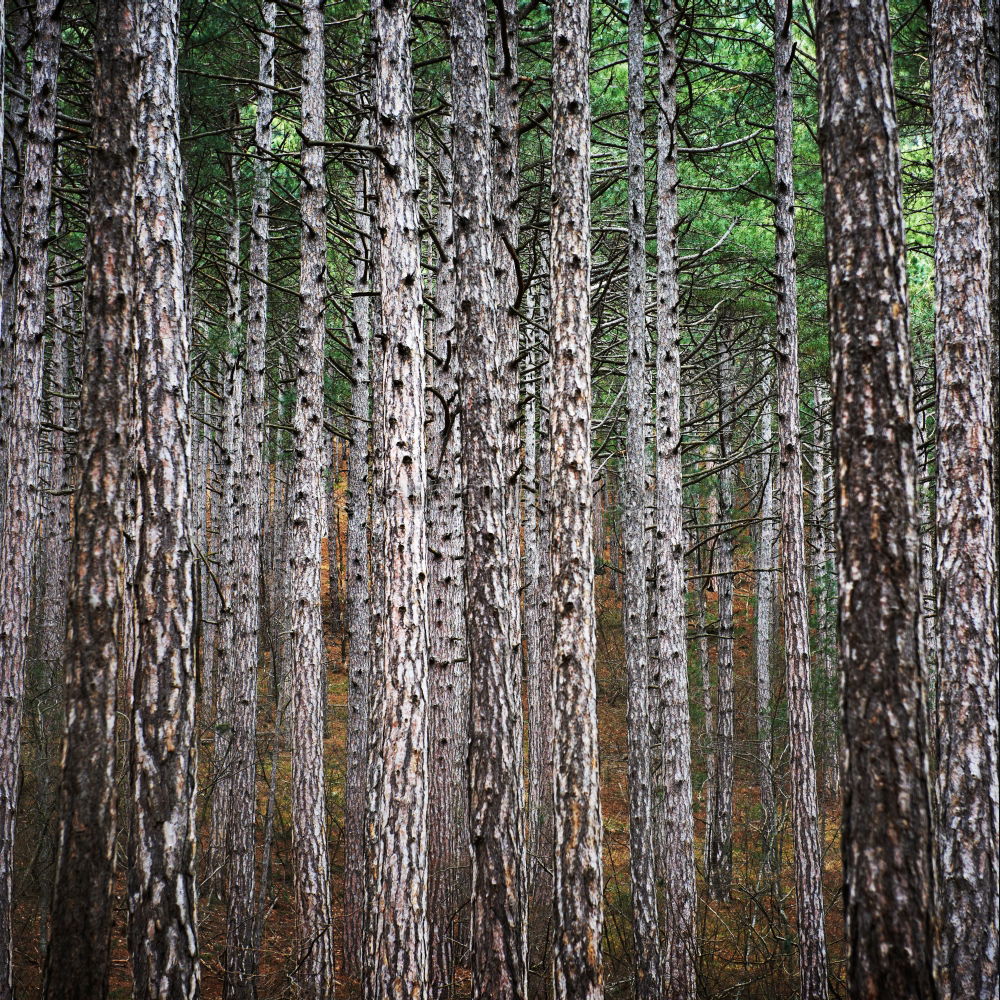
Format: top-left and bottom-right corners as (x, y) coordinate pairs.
(930, 4), (999, 997)
(754, 383), (778, 882)
(368, 0), (430, 989)
(624, 1), (661, 993)
(128, 0), (200, 992)
(0, 0), (61, 988)
(450, 0), (527, 994)
(222, 8), (276, 996)
(653, 2), (698, 993)
(772, 3), (830, 993)
(343, 135), (373, 982)
(288, 0), (336, 993)
(707, 344), (735, 903)
(817, 2), (937, 995)
(426, 140), (469, 997)
(549, 0), (604, 994)
(41, 0), (138, 993)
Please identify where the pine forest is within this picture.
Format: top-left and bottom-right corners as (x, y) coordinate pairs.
(0, 0), (996, 997)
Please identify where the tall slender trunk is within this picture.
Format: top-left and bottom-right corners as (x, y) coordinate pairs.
(772, 3), (830, 993)
(343, 136), (373, 981)
(754, 382), (778, 881)
(368, 0), (430, 989)
(450, 0), (527, 994)
(653, 3), (698, 994)
(128, 0), (200, 992)
(817, 2), (936, 995)
(930, 4), (999, 997)
(42, 0), (139, 994)
(426, 140), (468, 997)
(624, 2), (660, 993)
(493, 0), (522, 707)
(223, 8), (276, 996)
(288, 1), (336, 993)
(549, 0), (604, 994)
(0, 0), (61, 988)
(211, 162), (245, 896)
(707, 344), (735, 902)
(528, 319), (556, 984)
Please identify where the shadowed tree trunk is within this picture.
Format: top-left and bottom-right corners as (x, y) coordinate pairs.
(128, 0), (200, 992)
(653, 1), (698, 994)
(287, 0), (336, 993)
(41, 0), (139, 993)
(450, 0), (527, 994)
(222, 7), (276, 996)
(0, 0), (61, 989)
(772, 2), (830, 993)
(343, 134), (373, 981)
(549, 0), (604, 994)
(624, 1), (661, 993)
(930, 3), (999, 997)
(817, 1), (937, 995)
(708, 342), (735, 903)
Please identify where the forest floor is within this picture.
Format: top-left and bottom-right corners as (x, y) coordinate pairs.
(13, 512), (846, 999)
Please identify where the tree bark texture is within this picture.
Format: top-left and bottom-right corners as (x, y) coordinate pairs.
(707, 345), (735, 903)
(772, 3), (831, 993)
(222, 8), (276, 996)
(930, 3), (999, 997)
(368, 0), (430, 990)
(0, 0), (61, 990)
(288, 1), (336, 994)
(344, 139), (373, 981)
(653, 2), (698, 994)
(817, 2), (937, 995)
(42, 0), (139, 993)
(624, 2), (661, 993)
(450, 0), (528, 994)
(549, 0), (604, 995)
(128, 0), (200, 992)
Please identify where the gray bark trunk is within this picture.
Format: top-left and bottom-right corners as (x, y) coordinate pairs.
(930, 3), (999, 997)
(222, 8), (276, 996)
(817, 2), (937, 994)
(624, 2), (661, 993)
(343, 136), (373, 981)
(450, 0), (527, 993)
(550, 0), (604, 994)
(42, 0), (139, 993)
(0, 0), (61, 989)
(128, 0), (200, 991)
(654, 7), (698, 993)
(288, 0), (336, 993)
(772, 4), (831, 993)
(367, 0), (430, 989)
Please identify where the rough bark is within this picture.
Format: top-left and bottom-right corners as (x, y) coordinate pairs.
(222, 9), (276, 996)
(288, 1), (336, 993)
(450, 0), (528, 994)
(343, 137), (373, 981)
(41, 0), (139, 993)
(426, 141), (468, 998)
(772, 3), (831, 993)
(817, 2), (937, 995)
(549, 0), (604, 994)
(653, 2), (698, 994)
(707, 346), (735, 904)
(128, 0), (200, 992)
(624, 1), (661, 993)
(754, 384), (778, 881)
(0, 0), (61, 989)
(930, 3), (999, 997)
(368, 0), (430, 989)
